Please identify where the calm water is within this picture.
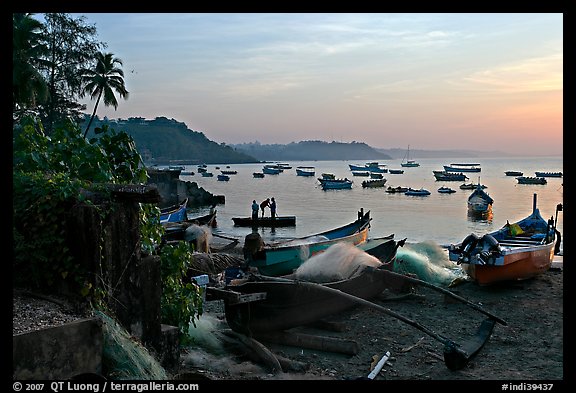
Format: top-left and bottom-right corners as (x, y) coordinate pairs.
(180, 156), (563, 252)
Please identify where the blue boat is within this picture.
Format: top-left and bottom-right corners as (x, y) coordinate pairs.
(246, 209), (373, 276)
(217, 174), (230, 181)
(160, 198), (188, 224)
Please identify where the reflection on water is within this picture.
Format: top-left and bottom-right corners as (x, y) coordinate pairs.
(467, 208), (494, 223)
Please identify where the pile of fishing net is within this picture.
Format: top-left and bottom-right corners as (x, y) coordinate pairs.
(294, 242), (382, 283)
(394, 241), (468, 287)
(95, 310), (168, 380)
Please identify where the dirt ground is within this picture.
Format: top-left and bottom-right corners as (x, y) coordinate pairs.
(177, 260), (565, 386)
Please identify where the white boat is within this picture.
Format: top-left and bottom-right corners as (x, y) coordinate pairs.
(401, 145), (420, 167)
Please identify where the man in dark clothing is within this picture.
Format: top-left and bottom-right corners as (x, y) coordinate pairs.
(260, 198), (270, 217)
(270, 197), (277, 219)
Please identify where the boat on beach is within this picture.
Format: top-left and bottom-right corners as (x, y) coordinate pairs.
(162, 209), (218, 241)
(215, 237), (405, 334)
(243, 209), (373, 276)
(449, 194), (561, 286)
(159, 198), (188, 224)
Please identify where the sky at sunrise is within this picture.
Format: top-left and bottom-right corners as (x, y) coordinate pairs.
(70, 13), (563, 156)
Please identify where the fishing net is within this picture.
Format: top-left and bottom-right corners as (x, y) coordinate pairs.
(95, 310), (168, 380)
(294, 242), (382, 283)
(394, 241), (468, 287)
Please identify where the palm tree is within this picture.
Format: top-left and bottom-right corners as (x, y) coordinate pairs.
(81, 52), (129, 137)
(13, 13), (49, 114)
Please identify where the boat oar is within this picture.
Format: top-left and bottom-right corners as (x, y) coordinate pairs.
(259, 273), (495, 370)
(376, 269), (507, 326)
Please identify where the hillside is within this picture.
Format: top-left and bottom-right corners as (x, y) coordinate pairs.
(84, 116), (259, 165)
(231, 141), (392, 161)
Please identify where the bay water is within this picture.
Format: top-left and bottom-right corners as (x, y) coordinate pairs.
(180, 155), (563, 253)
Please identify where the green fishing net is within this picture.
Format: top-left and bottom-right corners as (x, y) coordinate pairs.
(95, 310), (168, 380)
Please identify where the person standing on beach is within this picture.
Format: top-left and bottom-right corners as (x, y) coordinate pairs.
(251, 200), (259, 220)
(270, 197), (277, 219)
(260, 198), (271, 217)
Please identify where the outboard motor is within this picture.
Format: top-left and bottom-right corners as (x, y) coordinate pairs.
(477, 234), (501, 265)
(458, 233), (480, 263)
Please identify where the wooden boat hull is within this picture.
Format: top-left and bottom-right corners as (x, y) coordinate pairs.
(232, 216), (296, 227)
(249, 211), (372, 276)
(223, 238), (404, 334)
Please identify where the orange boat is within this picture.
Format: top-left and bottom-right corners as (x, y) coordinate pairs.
(448, 194), (562, 286)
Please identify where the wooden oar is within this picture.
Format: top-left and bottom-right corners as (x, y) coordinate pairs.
(259, 274), (496, 370)
(376, 268), (507, 326)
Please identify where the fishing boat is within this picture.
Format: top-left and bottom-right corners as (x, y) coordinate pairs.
(201, 172), (214, 177)
(217, 174), (230, 181)
(320, 173), (336, 180)
(534, 171), (562, 178)
(449, 194), (562, 286)
(516, 176), (547, 185)
(321, 178), (353, 190)
(505, 171), (523, 176)
(253, 172), (265, 178)
(370, 172), (384, 179)
(210, 236), (505, 371)
(467, 181), (493, 216)
(362, 179), (387, 188)
(438, 186), (456, 194)
(232, 216), (296, 227)
(348, 162), (387, 173)
(244, 209), (372, 276)
(460, 182), (487, 190)
(159, 198), (188, 224)
(296, 166), (315, 176)
(388, 169), (404, 174)
(401, 145), (420, 167)
(221, 170), (238, 175)
(405, 188), (431, 196)
(444, 163), (481, 173)
(433, 170), (468, 181)
(352, 171), (371, 177)
(162, 209), (218, 241)
(262, 166), (281, 175)
(386, 186), (409, 193)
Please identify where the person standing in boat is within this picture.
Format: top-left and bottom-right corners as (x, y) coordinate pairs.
(270, 197), (277, 219)
(260, 198), (271, 217)
(251, 200), (259, 220)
